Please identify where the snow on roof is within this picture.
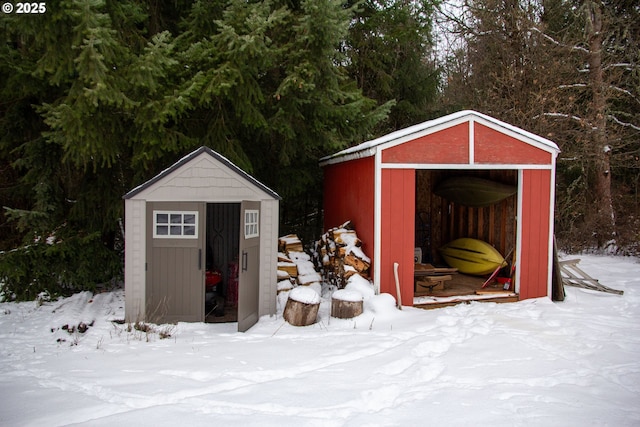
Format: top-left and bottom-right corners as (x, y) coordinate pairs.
(319, 110), (560, 166)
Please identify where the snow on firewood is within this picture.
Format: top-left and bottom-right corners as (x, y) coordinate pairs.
(312, 220), (371, 289)
(344, 273), (375, 299)
(277, 235), (322, 300)
(277, 280), (294, 294)
(278, 234), (303, 253)
(288, 251), (311, 262)
(289, 251), (320, 287)
(298, 272), (322, 286)
(277, 270), (291, 281)
(277, 261), (297, 277)
(346, 245), (370, 264)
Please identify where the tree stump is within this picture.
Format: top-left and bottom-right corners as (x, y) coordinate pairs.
(331, 289), (363, 319)
(283, 287), (320, 326)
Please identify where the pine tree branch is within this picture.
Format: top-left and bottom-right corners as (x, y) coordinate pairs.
(557, 84), (639, 105)
(603, 63), (639, 72)
(607, 115), (640, 132)
(609, 86), (640, 105)
(530, 27), (590, 54)
(558, 83), (588, 89)
(533, 112), (596, 130)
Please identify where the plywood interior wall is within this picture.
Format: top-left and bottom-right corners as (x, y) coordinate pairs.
(415, 170), (517, 265)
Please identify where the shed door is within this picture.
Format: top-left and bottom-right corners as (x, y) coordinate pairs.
(146, 202), (205, 323)
(238, 200), (261, 332)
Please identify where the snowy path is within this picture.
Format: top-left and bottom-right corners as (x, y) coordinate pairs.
(1, 254), (639, 426)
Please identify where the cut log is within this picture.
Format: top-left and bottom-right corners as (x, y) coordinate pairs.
(331, 299), (363, 319)
(333, 229), (361, 247)
(277, 269), (291, 281)
(298, 272), (322, 286)
(283, 297), (320, 326)
(344, 253), (370, 273)
(278, 252), (293, 263)
(278, 234), (304, 253)
(278, 261), (298, 277)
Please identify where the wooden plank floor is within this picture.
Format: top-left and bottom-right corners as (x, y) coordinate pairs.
(413, 273), (518, 309)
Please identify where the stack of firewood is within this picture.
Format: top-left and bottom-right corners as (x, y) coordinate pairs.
(277, 234), (321, 292)
(278, 234), (304, 253)
(312, 221), (371, 289)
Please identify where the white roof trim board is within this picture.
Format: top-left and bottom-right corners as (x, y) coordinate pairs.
(319, 110), (560, 166)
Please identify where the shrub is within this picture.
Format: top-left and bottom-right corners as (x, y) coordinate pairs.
(0, 231), (121, 301)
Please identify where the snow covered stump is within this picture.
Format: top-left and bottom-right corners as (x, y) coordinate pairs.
(331, 289), (363, 319)
(283, 286), (321, 327)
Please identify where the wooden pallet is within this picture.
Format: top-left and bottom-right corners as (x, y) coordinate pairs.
(414, 263), (458, 276)
(559, 259), (624, 295)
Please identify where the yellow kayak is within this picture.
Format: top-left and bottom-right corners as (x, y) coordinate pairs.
(439, 238), (507, 275)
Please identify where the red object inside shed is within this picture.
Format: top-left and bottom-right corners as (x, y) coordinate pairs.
(206, 270), (222, 293)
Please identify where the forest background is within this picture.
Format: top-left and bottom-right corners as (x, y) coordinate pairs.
(0, 0), (638, 300)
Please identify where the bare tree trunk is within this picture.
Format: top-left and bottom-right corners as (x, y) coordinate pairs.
(586, 0), (615, 246)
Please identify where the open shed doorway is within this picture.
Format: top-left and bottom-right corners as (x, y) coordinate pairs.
(205, 203), (240, 323)
(415, 169), (518, 299)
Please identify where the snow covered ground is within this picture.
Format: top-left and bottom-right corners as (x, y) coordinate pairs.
(1, 254), (639, 426)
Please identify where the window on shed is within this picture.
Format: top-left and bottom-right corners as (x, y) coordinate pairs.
(244, 210), (259, 238)
(153, 211), (198, 238)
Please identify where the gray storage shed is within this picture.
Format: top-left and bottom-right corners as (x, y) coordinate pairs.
(124, 147), (280, 331)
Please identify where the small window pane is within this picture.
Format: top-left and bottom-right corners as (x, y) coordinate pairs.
(153, 210), (198, 239)
(244, 209), (259, 238)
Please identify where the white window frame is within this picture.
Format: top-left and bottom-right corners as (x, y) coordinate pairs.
(153, 211), (198, 239)
(244, 209), (259, 239)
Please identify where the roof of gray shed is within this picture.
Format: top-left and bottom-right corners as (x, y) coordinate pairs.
(123, 146), (281, 200)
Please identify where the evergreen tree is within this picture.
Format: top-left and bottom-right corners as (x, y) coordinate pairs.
(345, 0), (441, 133)
(0, 0), (391, 298)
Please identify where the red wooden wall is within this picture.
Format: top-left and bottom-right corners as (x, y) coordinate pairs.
(379, 169), (415, 301)
(519, 169), (553, 299)
(322, 156), (376, 266)
(475, 124), (552, 164)
(382, 123), (470, 164)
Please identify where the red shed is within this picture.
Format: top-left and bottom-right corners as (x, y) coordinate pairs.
(320, 110), (560, 306)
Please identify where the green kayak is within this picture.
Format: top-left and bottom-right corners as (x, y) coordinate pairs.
(434, 176), (517, 207)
